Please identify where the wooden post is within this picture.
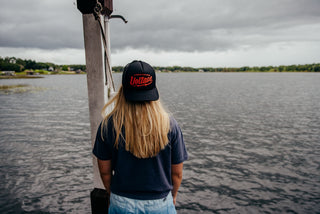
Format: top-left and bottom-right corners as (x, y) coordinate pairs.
(83, 13), (106, 190)
(77, 1), (116, 212)
(82, 14), (109, 213)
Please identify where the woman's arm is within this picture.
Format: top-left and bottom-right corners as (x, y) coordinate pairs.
(97, 159), (112, 195)
(171, 162), (183, 205)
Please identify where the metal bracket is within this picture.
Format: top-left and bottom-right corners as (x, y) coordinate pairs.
(109, 15), (128, 24)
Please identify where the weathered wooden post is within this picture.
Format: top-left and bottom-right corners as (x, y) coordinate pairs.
(77, 0), (113, 213)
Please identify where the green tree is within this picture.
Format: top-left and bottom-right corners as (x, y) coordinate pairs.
(278, 66), (285, 72)
(314, 64), (320, 72)
(62, 65), (69, 71)
(239, 66), (250, 72)
(112, 66), (123, 72)
(0, 61), (21, 72)
(24, 60), (37, 70)
(260, 66), (268, 72)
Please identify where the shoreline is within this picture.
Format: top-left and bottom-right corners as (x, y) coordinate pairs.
(0, 75), (44, 79)
(1, 71), (319, 80)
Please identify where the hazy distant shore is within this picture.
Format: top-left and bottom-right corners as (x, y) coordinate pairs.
(1, 56), (320, 74)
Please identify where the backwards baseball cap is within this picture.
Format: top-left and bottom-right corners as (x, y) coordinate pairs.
(122, 60), (159, 102)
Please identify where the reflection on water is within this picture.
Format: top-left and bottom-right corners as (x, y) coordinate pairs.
(0, 73), (320, 213)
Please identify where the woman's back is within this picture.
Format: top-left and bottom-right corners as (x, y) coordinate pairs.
(94, 116), (187, 200)
(101, 87), (170, 159)
(92, 60), (188, 213)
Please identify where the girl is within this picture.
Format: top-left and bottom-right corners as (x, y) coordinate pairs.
(93, 60), (188, 213)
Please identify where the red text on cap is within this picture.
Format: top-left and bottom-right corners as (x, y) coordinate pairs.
(130, 74), (153, 87)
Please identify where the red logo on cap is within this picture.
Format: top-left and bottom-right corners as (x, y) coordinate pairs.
(130, 74), (153, 87)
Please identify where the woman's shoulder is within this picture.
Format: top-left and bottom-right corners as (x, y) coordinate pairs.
(169, 116), (181, 133)
(169, 115), (177, 126)
(102, 115), (114, 125)
(100, 115), (115, 133)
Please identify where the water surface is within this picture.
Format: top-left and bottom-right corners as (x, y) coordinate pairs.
(0, 73), (319, 213)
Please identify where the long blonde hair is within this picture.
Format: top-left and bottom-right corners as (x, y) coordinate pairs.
(101, 85), (170, 158)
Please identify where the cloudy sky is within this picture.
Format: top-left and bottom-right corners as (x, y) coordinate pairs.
(0, 0), (319, 67)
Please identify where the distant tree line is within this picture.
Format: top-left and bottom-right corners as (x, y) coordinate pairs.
(113, 64), (320, 72)
(0, 57), (86, 72)
(1, 56), (319, 73)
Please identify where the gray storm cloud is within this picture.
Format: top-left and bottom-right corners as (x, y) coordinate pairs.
(0, 0), (320, 52)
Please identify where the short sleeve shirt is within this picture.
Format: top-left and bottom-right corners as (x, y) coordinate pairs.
(92, 116), (188, 200)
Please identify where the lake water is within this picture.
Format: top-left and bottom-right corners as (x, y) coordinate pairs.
(0, 73), (319, 214)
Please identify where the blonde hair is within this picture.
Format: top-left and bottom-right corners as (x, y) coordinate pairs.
(101, 85), (170, 158)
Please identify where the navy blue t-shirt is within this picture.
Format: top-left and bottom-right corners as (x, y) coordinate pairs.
(92, 116), (188, 200)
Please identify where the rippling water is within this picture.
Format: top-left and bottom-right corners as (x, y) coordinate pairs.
(0, 73), (319, 213)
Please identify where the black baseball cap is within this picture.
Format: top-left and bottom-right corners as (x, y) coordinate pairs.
(122, 60), (159, 102)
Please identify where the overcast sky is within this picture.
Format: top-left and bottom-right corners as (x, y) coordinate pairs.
(0, 0), (320, 67)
